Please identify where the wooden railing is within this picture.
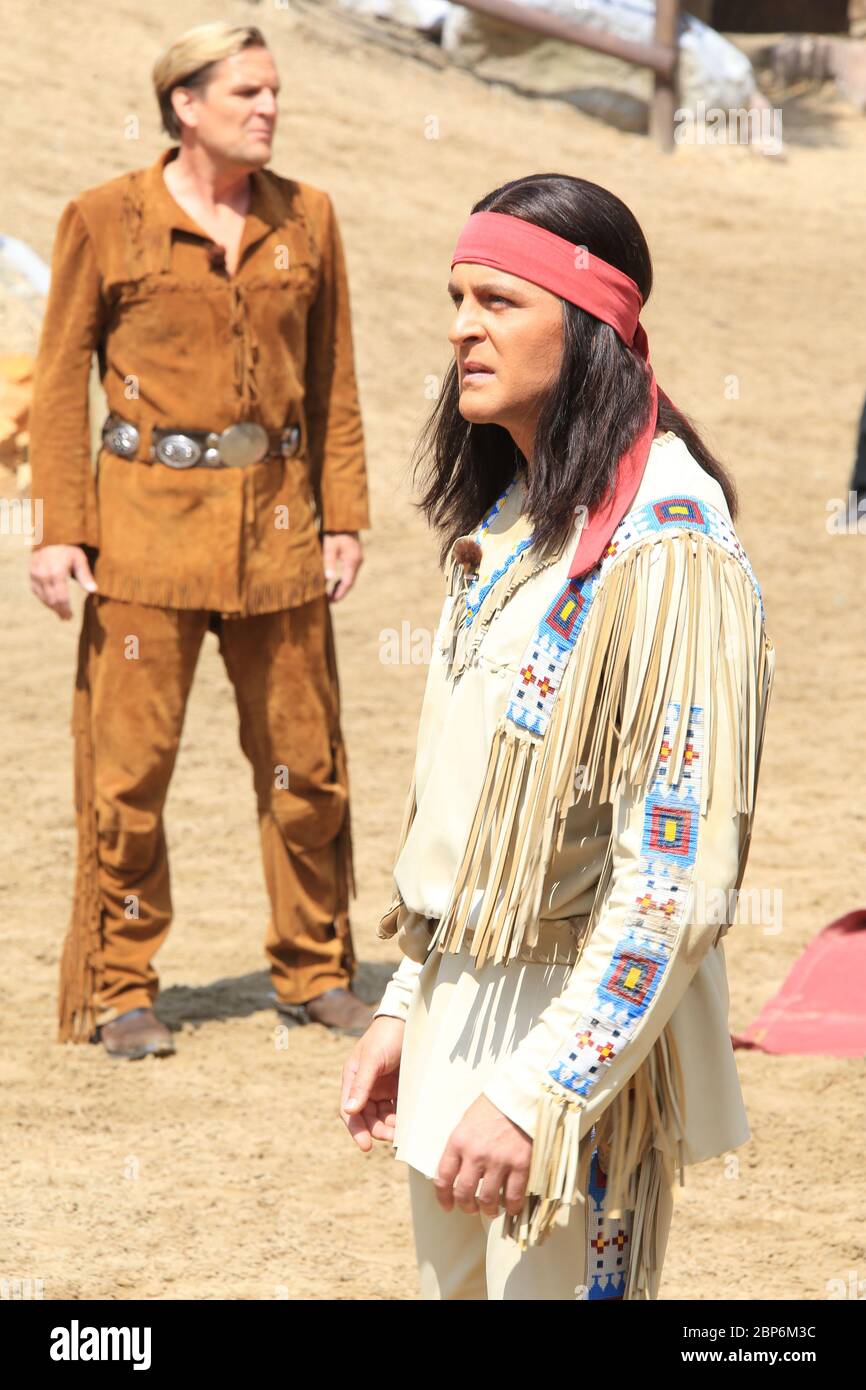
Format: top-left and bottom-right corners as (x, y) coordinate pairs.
(454, 0), (682, 150)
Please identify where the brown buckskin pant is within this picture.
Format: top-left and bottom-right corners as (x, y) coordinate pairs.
(58, 591), (358, 1043)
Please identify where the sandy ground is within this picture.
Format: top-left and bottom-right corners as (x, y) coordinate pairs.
(2, 0), (865, 1301)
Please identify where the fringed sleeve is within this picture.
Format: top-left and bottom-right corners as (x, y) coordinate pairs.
(481, 527), (775, 1261)
(29, 199), (105, 550)
(304, 193), (370, 533)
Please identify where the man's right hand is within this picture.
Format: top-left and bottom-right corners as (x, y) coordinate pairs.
(339, 1015), (406, 1153)
(30, 544), (97, 619)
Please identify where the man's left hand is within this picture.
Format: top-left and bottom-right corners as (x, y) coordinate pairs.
(321, 531), (363, 602)
(435, 1094), (532, 1219)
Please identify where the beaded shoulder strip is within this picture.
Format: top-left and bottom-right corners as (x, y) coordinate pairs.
(506, 494), (764, 738)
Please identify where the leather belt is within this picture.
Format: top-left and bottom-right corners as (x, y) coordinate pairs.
(101, 411), (304, 469)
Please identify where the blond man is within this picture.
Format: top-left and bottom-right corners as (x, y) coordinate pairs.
(29, 22), (374, 1056)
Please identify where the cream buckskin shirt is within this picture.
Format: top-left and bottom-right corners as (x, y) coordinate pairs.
(374, 431), (769, 1182)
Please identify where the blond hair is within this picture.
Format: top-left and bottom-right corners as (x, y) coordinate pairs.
(152, 21), (268, 140)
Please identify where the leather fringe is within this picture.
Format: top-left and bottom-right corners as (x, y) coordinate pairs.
(503, 1019), (686, 1266)
(494, 533), (774, 1255)
(58, 597), (103, 1044)
(332, 730), (358, 981)
(622, 1143), (677, 1300)
(427, 530), (775, 970)
(377, 536), (574, 940)
(92, 555), (328, 616)
(334, 735), (357, 904)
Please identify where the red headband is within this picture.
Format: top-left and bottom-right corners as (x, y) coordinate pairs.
(450, 209), (675, 579)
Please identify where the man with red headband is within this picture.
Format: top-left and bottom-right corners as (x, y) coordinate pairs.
(341, 192), (775, 1300)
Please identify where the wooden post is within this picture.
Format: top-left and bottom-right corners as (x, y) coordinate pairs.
(651, 0), (681, 152)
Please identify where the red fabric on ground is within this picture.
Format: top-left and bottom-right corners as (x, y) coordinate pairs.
(731, 910), (866, 1056)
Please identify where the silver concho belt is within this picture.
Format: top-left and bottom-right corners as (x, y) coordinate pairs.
(101, 412), (303, 469)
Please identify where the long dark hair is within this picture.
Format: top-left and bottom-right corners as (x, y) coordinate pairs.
(411, 173), (738, 569)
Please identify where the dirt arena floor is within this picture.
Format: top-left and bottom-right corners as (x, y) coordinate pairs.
(2, 0), (865, 1300)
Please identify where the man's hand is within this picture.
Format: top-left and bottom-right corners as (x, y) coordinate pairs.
(30, 544), (97, 619)
(339, 1015), (405, 1152)
(321, 531), (362, 602)
(435, 1094), (532, 1219)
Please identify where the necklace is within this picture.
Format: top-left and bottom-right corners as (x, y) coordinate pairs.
(464, 476), (534, 626)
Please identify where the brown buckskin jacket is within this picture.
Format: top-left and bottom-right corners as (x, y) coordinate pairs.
(28, 146), (370, 614)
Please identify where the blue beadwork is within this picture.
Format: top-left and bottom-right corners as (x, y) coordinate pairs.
(585, 1144), (631, 1300)
(505, 492), (765, 738)
(464, 536), (534, 626)
(463, 475), (535, 627)
(545, 702), (705, 1101)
